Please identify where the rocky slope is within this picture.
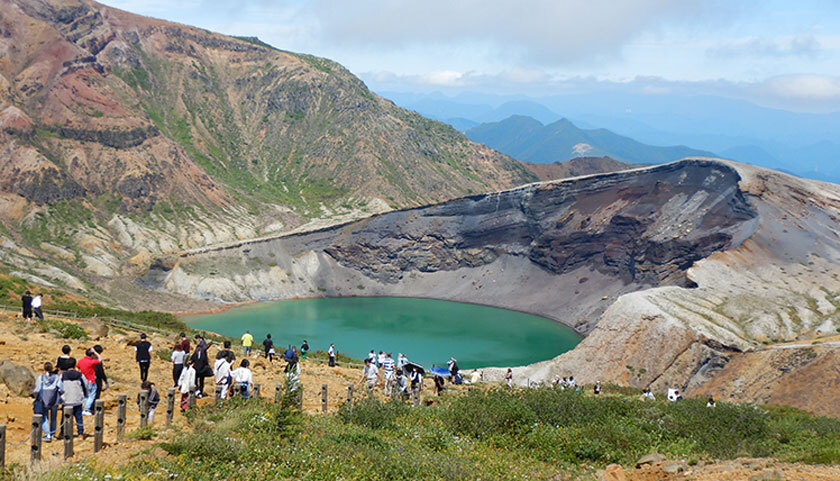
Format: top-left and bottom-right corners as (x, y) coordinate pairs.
(140, 158), (840, 415)
(0, 0), (534, 296)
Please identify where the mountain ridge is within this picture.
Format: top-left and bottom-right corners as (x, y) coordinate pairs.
(466, 115), (714, 165)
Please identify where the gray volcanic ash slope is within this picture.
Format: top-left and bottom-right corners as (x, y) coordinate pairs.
(143, 158), (840, 414)
(149, 159), (757, 334)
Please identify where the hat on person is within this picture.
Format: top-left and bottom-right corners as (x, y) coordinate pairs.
(140, 333), (147, 339)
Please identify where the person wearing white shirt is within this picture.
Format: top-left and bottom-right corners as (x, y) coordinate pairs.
(231, 359), (253, 400)
(31, 293), (44, 320)
(171, 344), (186, 387)
(667, 388), (682, 402)
(382, 353), (396, 396)
(213, 352), (232, 399)
(177, 359), (196, 412)
(328, 344), (335, 367)
(359, 358), (379, 396)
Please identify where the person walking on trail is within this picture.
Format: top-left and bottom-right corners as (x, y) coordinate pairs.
(382, 352), (396, 396)
(21, 290), (33, 321)
(232, 359), (253, 400)
(300, 340), (309, 360)
(77, 348), (100, 415)
(377, 351), (385, 368)
(92, 345), (109, 401)
(284, 345), (298, 364)
(409, 367), (423, 399)
(285, 358), (301, 393)
(56, 344), (76, 373)
(594, 381), (602, 396)
(178, 358), (197, 412)
(179, 332), (191, 354)
(368, 350), (376, 366)
(241, 331), (254, 357)
(219, 340), (236, 363)
(505, 368), (513, 389)
(33, 362), (61, 442)
(328, 343), (336, 367)
(214, 351), (232, 399)
(171, 343), (186, 387)
(397, 353), (408, 371)
(60, 361), (88, 438)
(137, 381), (160, 424)
(31, 292), (44, 320)
(395, 369), (409, 400)
(135, 333), (152, 382)
(263, 334), (275, 362)
(192, 334), (211, 398)
(359, 358), (379, 396)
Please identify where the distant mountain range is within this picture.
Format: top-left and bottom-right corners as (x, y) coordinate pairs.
(466, 116), (713, 165)
(382, 90), (840, 184)
(521, 156), (636, 182)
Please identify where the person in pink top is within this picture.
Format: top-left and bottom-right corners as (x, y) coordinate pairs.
(76, 348), (101, 415)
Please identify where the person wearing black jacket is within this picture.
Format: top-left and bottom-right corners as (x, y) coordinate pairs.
(56, 345), (76, 373)
(135, 333), (152, 382)
(192, 334), (211, 397)
(92, 345), (109, 399)
(263, 334), (274, 362)
(21, 290), (32, 320)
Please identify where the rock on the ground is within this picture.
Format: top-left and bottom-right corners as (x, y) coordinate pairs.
(635, 453), (666, 468)
(0, 360), (36, 396)
(80, 319), (109, 339)
(749, 470), (785, 481)
(601, 464), (626, 481)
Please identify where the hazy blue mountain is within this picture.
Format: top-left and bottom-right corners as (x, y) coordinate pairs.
(466, 115), (714, 165)
(379, 90), (840, 183)
(444, 117), (480, 132)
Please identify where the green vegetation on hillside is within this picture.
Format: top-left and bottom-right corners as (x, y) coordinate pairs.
(40, 387), (840, 481)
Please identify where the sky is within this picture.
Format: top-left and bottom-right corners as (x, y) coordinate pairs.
(99, 0), (840, 113)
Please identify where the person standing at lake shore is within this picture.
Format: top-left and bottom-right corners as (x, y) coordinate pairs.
(328, 343), (335, 367)
(263, 334), (275, 362)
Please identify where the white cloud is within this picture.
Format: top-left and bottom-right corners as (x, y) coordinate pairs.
(763, 75), (840, 99)
(421, 70), (467, 86)
(708, 35), (821, 58)
(305, 0), (720, 67)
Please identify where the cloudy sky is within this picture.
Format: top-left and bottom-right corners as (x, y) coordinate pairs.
(100, 0), (840, 112)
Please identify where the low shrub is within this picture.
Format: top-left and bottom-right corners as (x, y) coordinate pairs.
(337, 397), (409, 430)
(38, 318), (87, 339)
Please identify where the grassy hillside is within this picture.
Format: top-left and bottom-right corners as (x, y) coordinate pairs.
(32, 387), (840, 481)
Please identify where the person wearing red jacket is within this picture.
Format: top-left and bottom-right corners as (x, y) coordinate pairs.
(76, 348), (100, 416)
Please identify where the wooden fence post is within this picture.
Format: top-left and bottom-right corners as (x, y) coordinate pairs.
(0, 424), (5, 469)
(321, 384), (328, 413)
(94, 400), (104, 453)
(166, 388), (175, 427)
(253, 384), (260, 399)
(347, 383), (353, 409)
(30, 415), (41, 465)
(117, 394), (126, 438)
(63, 406), (73, 459)
(188, 390), (196, 410)
(412, 387), (420, 407)
(214, 386), (222, 405)
(139, 389), (149, 429)
(274, 384), (282, 404)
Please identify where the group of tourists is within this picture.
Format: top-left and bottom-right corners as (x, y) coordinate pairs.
(32, 344), (110, 442)
(21, 290), (44, 321)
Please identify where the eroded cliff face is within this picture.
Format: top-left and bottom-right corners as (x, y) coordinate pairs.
(148, 159), (757, 334)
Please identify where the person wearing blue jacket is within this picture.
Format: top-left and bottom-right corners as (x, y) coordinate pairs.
(32, 362), (62, 441)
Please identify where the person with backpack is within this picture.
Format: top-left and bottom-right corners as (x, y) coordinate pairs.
(21, 290), (33, 321)
(263, 334), (275, 362)
(214, 351), (232, 399)
(135, 333), (152, 382)
(178, 358), (197, 412)
(447, 357), (460, 384)
(231, 359), (253, 400)
(137, 381), (160, 424)
(33, 362), (61, 442)
(60, 361), (88, 438)
(77, 348), (100, 415)
(328, 343), (335, 367)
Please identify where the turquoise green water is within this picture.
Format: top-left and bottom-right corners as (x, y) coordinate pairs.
(184, 297), (580, 370)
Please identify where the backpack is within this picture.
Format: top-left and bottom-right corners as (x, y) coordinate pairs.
(284, 348), (297, 362)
